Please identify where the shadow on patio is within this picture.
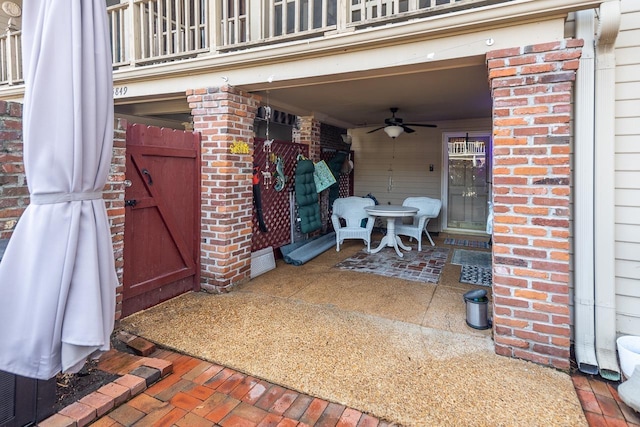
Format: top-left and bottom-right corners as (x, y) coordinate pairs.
(117, 232), (587, 426)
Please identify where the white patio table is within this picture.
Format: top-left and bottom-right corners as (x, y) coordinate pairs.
(365, 205), (418, 257)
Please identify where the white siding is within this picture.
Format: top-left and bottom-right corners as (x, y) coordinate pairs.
(350, 118), (491, 232)
(615, 0), (640, 336)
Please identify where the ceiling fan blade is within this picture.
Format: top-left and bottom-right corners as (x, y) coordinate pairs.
(401, 125), (416, 134)
(404, 123), (437, 128)
(367, 126), (386, 134)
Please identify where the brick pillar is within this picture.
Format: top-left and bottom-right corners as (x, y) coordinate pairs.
(107, 119), (127, 321)
(487, 39), (583, 370)
(298, 115), (321, 161)
(0, 106), (128, 322)
(188, 85), (260, 292)
(0, 101), (26, 239)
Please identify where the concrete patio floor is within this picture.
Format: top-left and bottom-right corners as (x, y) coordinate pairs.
(40, 231), (640, 426)
(241, 231), (494, 337)
(112, 232), (590, 426)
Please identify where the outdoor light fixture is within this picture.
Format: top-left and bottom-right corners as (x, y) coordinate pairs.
(384, 125), (404, 139)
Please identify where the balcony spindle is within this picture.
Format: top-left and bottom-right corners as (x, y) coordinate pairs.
(282, 0), (288, 35)
(0, 34), (7, 83)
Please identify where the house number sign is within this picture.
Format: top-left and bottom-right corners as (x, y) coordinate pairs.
(113, 86), (128, 97)
(2, 2), (21, 17)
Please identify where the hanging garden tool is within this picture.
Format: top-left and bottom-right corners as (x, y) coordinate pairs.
(262, 105), (273, 189)
(262, 138), (273, 189)
(253, 163), (268, 232)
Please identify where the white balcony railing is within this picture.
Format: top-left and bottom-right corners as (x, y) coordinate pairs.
(0, 0), (511, 85)
(0, 28), (22, 85)
(448, 139), (486, 157)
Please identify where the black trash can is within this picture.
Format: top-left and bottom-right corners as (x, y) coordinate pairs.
(463, 289), (491, 330)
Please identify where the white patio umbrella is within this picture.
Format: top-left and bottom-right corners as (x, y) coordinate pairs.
(0, 1), (116, 380)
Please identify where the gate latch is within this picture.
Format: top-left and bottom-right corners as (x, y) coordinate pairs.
(125, 199), (137, 207)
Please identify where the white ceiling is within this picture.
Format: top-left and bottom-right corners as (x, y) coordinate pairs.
(250, 63), (493, 130)
(117, 61), (493, 129)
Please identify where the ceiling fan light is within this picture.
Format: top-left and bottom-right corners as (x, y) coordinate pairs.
(384, 125), (404, 139)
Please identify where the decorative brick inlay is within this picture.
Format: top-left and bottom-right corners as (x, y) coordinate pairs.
(78, 391), (115, 417)
(58, 401), (97, 427)
(487, 38), (583, 370)
(115, 373), (148, 396)
(188, 85), (261, 291)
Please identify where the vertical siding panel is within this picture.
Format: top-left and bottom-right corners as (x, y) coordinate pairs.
(614, 0), (640, 335)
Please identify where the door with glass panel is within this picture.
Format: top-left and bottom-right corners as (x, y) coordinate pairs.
(445, 133), (491, 232)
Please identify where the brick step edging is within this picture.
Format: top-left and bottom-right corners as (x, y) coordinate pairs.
(38, 351), (173, 427)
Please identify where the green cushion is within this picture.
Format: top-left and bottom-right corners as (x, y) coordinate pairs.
(294, 159), (321, 233)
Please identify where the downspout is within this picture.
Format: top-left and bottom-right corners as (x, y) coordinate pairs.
(594, 0), (621, 381)
(573, 9), (598, 375)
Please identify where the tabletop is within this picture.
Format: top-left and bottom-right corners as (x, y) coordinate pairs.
(365, 205), (418, 217)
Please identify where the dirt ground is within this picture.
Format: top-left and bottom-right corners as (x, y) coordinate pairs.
(53, 333), (129, 412)
(54, 359), (119, 411)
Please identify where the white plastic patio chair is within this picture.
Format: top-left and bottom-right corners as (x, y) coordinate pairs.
(395, 197), (442, 251)
(331, 196), (375, 252)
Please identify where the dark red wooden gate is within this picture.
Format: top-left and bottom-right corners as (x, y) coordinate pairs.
(122, 124), (201, 317)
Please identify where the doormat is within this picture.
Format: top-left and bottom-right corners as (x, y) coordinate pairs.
(335, 247), (450, 284)
(451, 249), (491, 268)
(460, 265), (492, 287)
(444, 238), (490, 249)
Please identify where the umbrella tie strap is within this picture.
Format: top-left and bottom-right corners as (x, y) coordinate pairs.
(31, 191), (103, 205)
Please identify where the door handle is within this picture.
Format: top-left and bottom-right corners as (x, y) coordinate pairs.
(142, 169), (153, 185)
(125, 199), (137, 207)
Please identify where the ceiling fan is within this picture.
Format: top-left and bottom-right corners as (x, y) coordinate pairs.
(367, 107), (437, 138)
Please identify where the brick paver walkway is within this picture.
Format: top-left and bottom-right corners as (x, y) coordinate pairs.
(572, 373), (640, 427)
(39, 337), (640, 427)
(40, 344), (392, 426)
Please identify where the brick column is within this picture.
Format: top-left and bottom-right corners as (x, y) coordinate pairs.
(0, 107), (128, 321)
(0, 101), (26, 239)
(298, 115), (321, 161)
(487, 39), (583, 370)
(188, 85), (260, 292)
(107, 119), (127, 321)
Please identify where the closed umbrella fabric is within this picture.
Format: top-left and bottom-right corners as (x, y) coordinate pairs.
(0, 0), (116, 380)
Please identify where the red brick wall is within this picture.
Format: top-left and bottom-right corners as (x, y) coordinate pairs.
(320, 123), (349, 151)
(188, 85), (260, 292)
(487, 39), (583, 370)
(107, 119), (127, 321)
(298, 116), (322, 161)
(0, 103), (126, 319)
(0, 101), (27, 239)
